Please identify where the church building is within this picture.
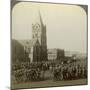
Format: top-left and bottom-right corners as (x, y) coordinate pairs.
(19, 11), (47, 62)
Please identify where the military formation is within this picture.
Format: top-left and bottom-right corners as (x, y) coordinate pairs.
(53, 63), (87, 81)
(12, 61), (87, 83)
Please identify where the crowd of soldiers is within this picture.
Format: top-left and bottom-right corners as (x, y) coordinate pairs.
(53, 63), (87, 81)
(12, 61), (87, 83)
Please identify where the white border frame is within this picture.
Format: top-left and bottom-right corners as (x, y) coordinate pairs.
(0, 0), (89, 90)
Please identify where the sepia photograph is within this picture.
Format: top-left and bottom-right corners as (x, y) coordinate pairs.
(11, 1), (88, 89)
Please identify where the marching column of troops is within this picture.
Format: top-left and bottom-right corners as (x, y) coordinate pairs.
(12, 61), (87, 83)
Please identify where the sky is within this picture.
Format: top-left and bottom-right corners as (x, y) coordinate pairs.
(12, 2), (87, 53)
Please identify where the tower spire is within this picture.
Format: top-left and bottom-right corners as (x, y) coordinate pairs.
(38, 9), (43, 26)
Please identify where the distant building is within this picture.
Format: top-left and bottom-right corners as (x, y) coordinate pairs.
(65, 51), (73, 57)
(57, 49), (65, 60)
(47, 49), (64, 61)
(12, 39), (30, 64)
(48, 49), (57, 60)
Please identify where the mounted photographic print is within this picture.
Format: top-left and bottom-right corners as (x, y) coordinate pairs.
(11, 0), (88, 89)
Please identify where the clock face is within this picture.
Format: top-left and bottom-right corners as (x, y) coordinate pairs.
(32, 23), (41, 39)
(33, 23), (40, 32)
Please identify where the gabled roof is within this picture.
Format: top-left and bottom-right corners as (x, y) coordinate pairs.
(18, 39), (40, 48)
(18, 40), (33, 47)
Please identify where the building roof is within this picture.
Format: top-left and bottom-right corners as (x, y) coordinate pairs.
(18, 39), (40, 48)
(18, 40), (33, 47)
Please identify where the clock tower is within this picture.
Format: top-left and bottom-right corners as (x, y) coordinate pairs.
(31, 11), (47, 62)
